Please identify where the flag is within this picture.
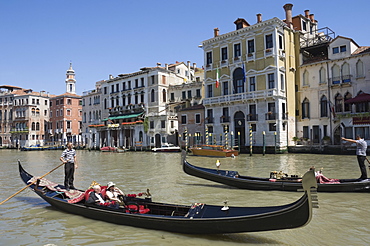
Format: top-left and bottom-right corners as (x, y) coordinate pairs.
(216, 68), (219, 88)
(328, 101), (336, 118)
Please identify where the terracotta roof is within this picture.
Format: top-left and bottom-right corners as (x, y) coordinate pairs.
(352, 46), (370, 55)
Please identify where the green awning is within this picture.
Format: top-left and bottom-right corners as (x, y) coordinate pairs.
(103, 112), (143, 121)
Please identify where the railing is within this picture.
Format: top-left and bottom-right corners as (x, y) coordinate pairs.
(265, 112), (276, 120)
(247, 114), (258, 121)
(205, 117), (214, 124)
(203, 89), (283, 105)
(220, 116), (230, 123)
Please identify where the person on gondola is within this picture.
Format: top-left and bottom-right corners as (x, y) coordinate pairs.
(60, 142), (78, 190)
(342, 135), (368, 180)
(86, 185), (106, 205)
(106, 182), (125, 205)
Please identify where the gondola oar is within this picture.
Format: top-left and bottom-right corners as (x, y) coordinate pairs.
(0, 161), (65, 205)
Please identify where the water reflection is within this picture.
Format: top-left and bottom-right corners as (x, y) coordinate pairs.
(0, 149), (369, 245)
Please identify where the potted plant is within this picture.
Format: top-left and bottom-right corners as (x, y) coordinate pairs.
(292, 136), (299, 145)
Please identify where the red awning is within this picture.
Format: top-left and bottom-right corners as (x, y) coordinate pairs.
(344, 93), (370, 104)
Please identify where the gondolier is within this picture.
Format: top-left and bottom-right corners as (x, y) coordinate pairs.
(342, 135), (368, 180)
(60, 142), (78, 190)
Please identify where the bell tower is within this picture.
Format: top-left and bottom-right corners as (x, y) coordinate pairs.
(66, 63), (76, 94)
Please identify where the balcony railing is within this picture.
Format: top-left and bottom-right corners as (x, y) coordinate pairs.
(265, 112), (276, 120)
(330, 75), (352, 85)
(203, 89), (283, 105)
(247, 114), (258, 121)
(220, 116), (230, 123)
(205, 117), (214, 124)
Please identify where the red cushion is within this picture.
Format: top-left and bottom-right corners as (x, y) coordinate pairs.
(126, 204), (150, 214)
(84, 186), (108, 201)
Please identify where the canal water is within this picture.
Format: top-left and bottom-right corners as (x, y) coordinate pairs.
(0, 149), (369, 246)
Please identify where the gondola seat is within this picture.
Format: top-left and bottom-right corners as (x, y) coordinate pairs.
(125, 202), (150, 214)
(84, 186), (108, 201)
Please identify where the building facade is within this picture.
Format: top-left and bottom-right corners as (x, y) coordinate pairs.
(200, 4), (301, 151)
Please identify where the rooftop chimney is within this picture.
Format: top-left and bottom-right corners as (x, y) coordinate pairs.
(157, 62), (161, 67)
(309, 14), (315, 22)
(283, 3), (293, 28)
(165, 63), (168, 70)
(214, 28), (219, 37)
(257, 13), (262, 23)
(193, 63), (196, 70)
(304, 10), (310, 18)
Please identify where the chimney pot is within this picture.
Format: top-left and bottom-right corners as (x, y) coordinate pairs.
(214, 28), (219, 37)
(283, 3), (293, 28)
(304, 10), (310, 18)
(257, 13), (262, 23)
(309, 14), (315, 22)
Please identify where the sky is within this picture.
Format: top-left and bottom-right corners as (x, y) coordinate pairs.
(1, 0), (369, 96)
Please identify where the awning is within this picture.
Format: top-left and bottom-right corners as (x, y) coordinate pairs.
(103, 112), (143, 121)
(345, 93), (370, 104)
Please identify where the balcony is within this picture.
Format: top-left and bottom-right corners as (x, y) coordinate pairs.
(330, 75), (352, 86)
(265, 112), (276, 120)
(205, 117), (214, 124)
(10, 128), (29, 133)
(220, 116), (230, 123)
(247, 53), (255, 61)
(203, 89), (283, 106)
(247, 114), (258, 121)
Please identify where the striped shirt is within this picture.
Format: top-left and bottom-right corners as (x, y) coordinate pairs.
(61, 148), (76, 163)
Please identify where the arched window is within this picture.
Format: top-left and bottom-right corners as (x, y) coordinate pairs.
(32, 122), (36, 131)
(332, 64), (340, 84)
(344, 92), (352, 112)
(303, 70), (309, 86)
(319, 67), (326, 84)
(302, 98), (310, 119)
(233, 68), (245, 94)
(151, 89), (155, 102)
(356, 60), (364, 77)
(162, 89), (166, 102)
(341, 62), (350, 83)
(320, 95), (328, 117)
(36, 122), (40, 131)
(335, 93), (343, 113)
(31, 108), (36, 116)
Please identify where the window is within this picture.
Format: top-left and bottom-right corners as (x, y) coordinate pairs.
(32, 122), (35, 130)
(249, 77), (256, 92)
(206, 109), (213, 123)
(332, 47), (339, 54)
(182, 91), (186, 100)
(332, 65), (340, 84)
(206, 52), (212, 65)
(187, 90), (192, 99)
(335, 94), (343, 113)
(340, 45), (346, 52)
(303, 70), (309, 86)
(111, 85), (114, 93)
(303, 126), (309, 139)
(222, 107), (229, 122)
(265, 34), (273, 49)
(269, 123), (276, 131)
(162, 75), (166, 85)
(151, 89), (155, 102)
(141, 78), (145, 87)
(221, 47), (228, 60)
(341, 63), (350, 83)
(344, 92), (352, 112)
(195, 114), (201, 124)
(223, 81), (229, 95)
(302, 21), (307, 31)
(122, 82), (126, 91)
(67, 109), (71, 116)
(302, 98), (310, 119)
(135, 79), (138, 88)
(170, 93), (175, 101)
(207, 84), (213, 98)
(320, 95), (328, 117)
(278, 35), (283, 50)
(161, 120), (165, 128)
(356, 60), (364, 77)
(181, 115), (187, 124)
(128, 81), (131, 89)
(319, 67), (326, 83)
(67, 121), (71, 129)
(151, 76), (155, 85)
(162, 89), (166, 102)
(247, 39), (254, 53)
(280, 74), (285, 91)
(150, 121), (154, 129)
(196, 89), (201, 98)
(234, 43), (241, 57)
(268, 73), (275, 89)
(233, 68), (245, 94)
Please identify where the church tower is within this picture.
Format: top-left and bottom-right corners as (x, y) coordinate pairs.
(66, 63), (76, 94)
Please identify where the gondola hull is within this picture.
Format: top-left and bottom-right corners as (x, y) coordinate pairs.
(19, 162), (317, 234)
(183, 160), (370, 192)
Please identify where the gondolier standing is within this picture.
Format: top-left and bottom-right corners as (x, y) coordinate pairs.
(60, 142), (78, 190)
(342, 135), (368, 180)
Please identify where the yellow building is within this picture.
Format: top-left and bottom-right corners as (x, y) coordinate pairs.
(201, 4), (304, 151)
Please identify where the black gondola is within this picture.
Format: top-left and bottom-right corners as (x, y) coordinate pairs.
(19, 161), (318, 234)
(183, 159), (370, 192)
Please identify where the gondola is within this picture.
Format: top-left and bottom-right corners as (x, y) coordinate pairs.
(19, 161), (318, 234)
(183, 159), (370, 192)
